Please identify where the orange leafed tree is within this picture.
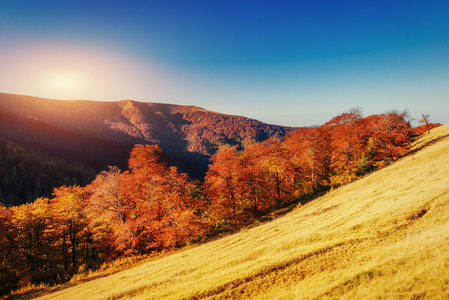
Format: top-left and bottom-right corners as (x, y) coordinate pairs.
(205, 140), (297, 230)
(205, 145), (246, 229)
(51, 185), (90, 270)
(239, 142), (273, 217)
(9, 198), (54, 277)
(259, 138), (296, 206)
(86, 166), (136, 257)
(86, 145), (204, 256)
(127, 145), (204, 251)
(284, 126), (331, 193)
(0, 203), (15, 292)
(369, 110), (412, 162)
(325, 107), (370, 185)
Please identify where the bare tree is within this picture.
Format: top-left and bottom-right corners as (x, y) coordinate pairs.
(420, 114), (430, 134)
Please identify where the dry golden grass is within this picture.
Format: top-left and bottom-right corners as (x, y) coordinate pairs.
(34, 125), (449, 299)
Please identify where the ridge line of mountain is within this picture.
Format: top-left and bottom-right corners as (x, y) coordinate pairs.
(0, 92), (297, 185)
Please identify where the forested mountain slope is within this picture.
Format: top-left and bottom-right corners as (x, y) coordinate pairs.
(35, 124), (449, 299)
(0, 137), (95, 205)
(0, 92), (294, 202)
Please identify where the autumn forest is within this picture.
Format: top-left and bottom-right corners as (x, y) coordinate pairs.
(0, 108), (439, 295)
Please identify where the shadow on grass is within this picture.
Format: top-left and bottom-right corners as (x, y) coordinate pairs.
(253, 188), (331, 226)
(408, 132), (449, 157)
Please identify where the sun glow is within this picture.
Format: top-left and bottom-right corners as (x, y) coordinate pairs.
(0, 41), (175, 101)
(51, 75), (75, 89)
(38, 69), (87, 99)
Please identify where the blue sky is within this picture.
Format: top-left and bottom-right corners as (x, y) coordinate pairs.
(1, 0), (448, 126)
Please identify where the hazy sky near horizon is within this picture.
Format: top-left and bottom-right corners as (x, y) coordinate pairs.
(1, 0), (448, 126)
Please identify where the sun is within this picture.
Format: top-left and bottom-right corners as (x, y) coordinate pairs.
(51, 75), (74, 89)
(39, 69), (87, 100)
(48, 72), (81, 91)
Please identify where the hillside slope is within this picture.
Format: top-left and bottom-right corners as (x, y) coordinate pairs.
(0, 92), (293, 181)
(34, 124), (449, 299)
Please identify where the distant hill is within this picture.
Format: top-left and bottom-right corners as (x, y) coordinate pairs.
(33, 124), (449, 299)
(0, 92), (295, 196)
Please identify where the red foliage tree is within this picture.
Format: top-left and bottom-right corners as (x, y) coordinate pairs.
(205, 139), (297, 229)
(86, 166), (136, 257)
(239, 142), (273, 217)
(259, 138), (296, 206)
(86, 145), (205, 256)
(127, 145), (204, 251)
(205, 145), (245, 229)
(325, 107), (371, 185)
(369, 110), (412, 162)
(284, 126), (331, 193)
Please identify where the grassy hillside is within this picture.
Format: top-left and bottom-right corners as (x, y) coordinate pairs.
(33, 124), (449, 299)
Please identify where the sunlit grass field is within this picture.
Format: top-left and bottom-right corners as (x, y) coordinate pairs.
(34, 124), (449, 299)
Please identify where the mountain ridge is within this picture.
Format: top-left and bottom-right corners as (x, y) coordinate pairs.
(0, 92), (296, 203)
